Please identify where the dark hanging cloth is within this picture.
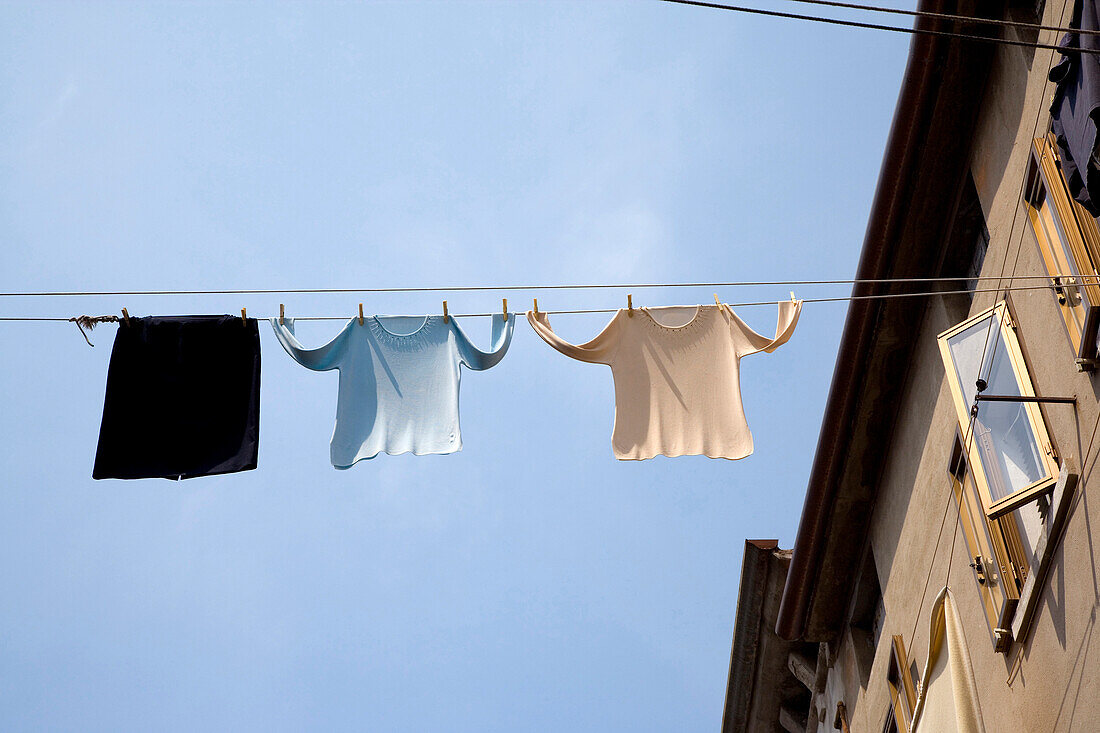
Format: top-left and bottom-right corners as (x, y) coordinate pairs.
(93, 316), (261, 480)
(1050, 0), (1100, 216)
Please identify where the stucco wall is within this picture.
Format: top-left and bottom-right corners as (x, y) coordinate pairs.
(817, 2), (1100, 731)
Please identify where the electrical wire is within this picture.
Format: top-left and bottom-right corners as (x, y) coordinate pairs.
(0, 274), (1075, 299)
(782, 0), (1100, 38)
(939, 0), (1072, 618)
(657, 0), (1100, 55)
(905, 1), (1073, 655)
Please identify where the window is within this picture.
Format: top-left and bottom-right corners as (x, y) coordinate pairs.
(1023, 135), (1100, 369)
(948, 435), (1037, 651)
(938, 174), (989, 325)
(849, 549), (883, 687)
(883, 635), (918, 732)
(937, 302), (1060, 518)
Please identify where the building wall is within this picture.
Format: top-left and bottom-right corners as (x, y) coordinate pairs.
(813, 2), (1100, 731)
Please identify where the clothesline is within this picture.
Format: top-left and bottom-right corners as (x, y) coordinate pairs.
(69, 276), (1065, 477)
(0, 274), (1074, 299)
(0, 281), (1066, 322)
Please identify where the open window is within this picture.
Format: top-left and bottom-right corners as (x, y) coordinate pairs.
(948, 435), (1037, 651)
(1023, 135), (1100, 369)
(937, 301), (1061, 518)
(883, 635), (919, 733)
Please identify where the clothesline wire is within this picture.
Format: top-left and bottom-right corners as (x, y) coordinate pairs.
(780, 0), (1100, 38)
(0, 274), (1078, 299)
(0, 282), (1065, 322)
(658, 0), (1100, 55)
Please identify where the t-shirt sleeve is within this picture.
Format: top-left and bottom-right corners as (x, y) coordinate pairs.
(526, 309), (623, 365)
(454, 313), (515, 371)
(269, 317), (351, 371)
(725, 300), (802, 357)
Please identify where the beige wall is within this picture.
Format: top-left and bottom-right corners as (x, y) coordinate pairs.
(814, 2), (1100, 731)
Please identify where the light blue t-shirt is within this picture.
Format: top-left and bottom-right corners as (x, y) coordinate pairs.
(271, 313), (514, 467)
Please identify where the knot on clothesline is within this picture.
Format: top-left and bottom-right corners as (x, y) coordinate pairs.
(69, 315), (120, 347)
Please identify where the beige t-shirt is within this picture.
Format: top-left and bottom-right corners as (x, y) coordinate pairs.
(527, 301), (802, 460)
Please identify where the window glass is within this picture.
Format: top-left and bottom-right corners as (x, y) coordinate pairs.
(885, 635), (918, 732)
(1009, 502), (1041, 574)
(1030, 188), (1090, 339)
(952, 460), (1016, 639)
(946, 314), (1046, 502)
(948, 431), (1037, 649)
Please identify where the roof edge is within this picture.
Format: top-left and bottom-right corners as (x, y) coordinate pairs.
(721, 539), (780, 733)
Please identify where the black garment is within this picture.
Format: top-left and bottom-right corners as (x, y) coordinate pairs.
(93, 316), (260, 480)
(1050, 0), (1100, 216)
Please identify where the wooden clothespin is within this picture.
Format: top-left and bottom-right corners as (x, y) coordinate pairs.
(121, 308), (130, 326)
(627, 294), (634, 316)
(279, 304), (285, 325)
(503, 298), (508, 321)
(358, 303), (364, 326)
(713, 293), (721, 307)
(790, 291), (797, 303)
(533, 298), (539, 316)
(443, 300), (449, 323)
(241, 308), (247, 323)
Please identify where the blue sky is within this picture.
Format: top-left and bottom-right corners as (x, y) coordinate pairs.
(0, 2), (912, 730)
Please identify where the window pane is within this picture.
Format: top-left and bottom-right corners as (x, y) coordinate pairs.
(1034, 195), (1089, 337)
(947, 315), (1046, 502)
(952, 466), (1012, 633)
(1003, 502), (1041, 580)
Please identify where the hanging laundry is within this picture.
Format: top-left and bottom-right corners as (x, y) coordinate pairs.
(92, 316), (261, 480)
(1050, 0), (1100, 215)
(527, 301), (801, 460)
(910, 588), (985, 733)
(271, 313), (513, 466)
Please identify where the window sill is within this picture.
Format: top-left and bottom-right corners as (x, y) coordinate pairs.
(1009, 462), (1079, 645)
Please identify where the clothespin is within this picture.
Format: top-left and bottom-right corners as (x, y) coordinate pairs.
(358, 303), (364, 326)
(279, 304), (285, 325)
(533, 298), (539, 317)
(241, 308), (247, 323)
(443, 300), (449, 323)
(121, 308), (130, 326)
(503, 298), (508, 321)
(790, 291), (797, 303)
(713, 293), (721, 307)
(627, 294), (634, 316)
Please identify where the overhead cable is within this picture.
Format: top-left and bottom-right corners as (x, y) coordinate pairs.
(783, 0), (1100, 38)
(658, 0), (1100, 55)
(905, 0), (1076, 653)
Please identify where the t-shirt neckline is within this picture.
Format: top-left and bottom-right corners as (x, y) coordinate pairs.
(370, 315), (432, 338)
(639, 304), (708, 332)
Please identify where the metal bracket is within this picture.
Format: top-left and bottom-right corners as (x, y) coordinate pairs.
(974, 394), (1077, 405)
(1076, 357), (1100, 372)
(969, 555), (988, 586)
(993, 627), (1012, 653)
